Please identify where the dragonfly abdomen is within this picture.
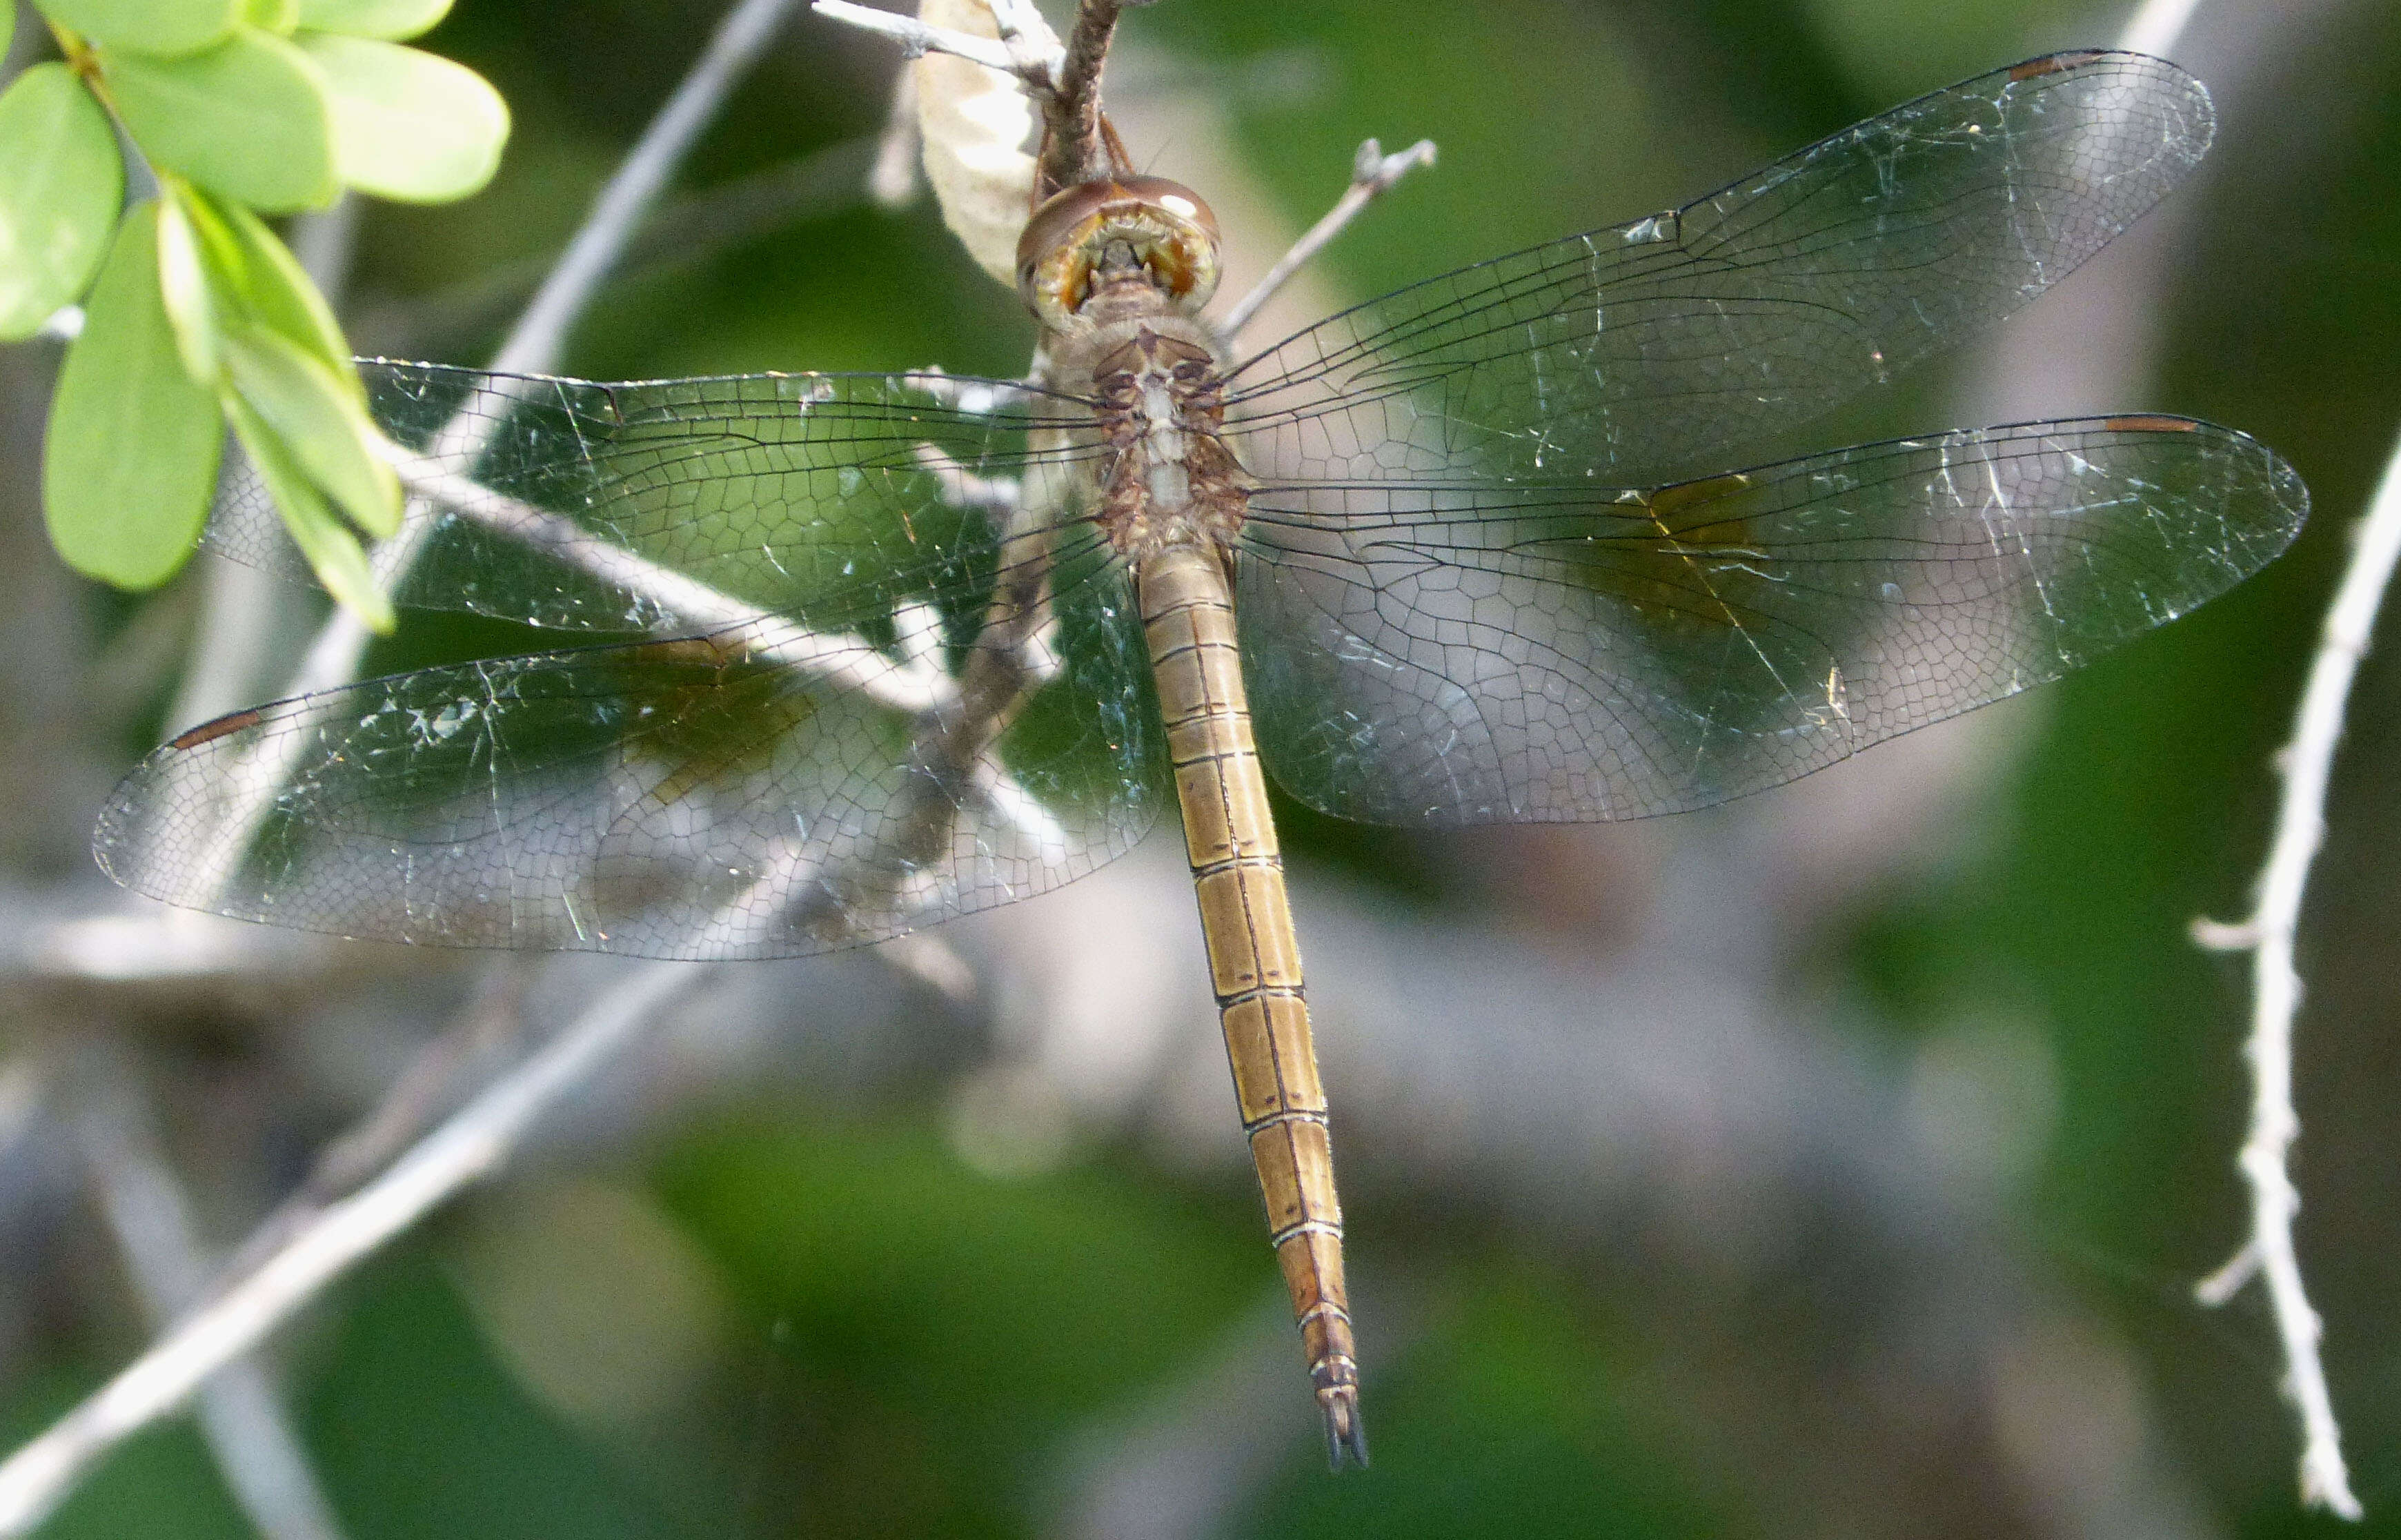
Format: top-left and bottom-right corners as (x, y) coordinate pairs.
(1138, 541), (1366, 1468)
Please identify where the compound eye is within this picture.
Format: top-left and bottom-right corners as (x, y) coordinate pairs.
(1015, 177), (1223, 324)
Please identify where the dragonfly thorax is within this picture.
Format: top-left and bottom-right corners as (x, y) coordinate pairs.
(1057, 313), (1247, 557)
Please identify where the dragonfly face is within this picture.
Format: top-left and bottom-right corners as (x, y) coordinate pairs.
(95, 51), (2308, 1468)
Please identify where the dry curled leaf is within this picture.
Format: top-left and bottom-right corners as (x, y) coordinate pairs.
(913, 0), (1038, 288)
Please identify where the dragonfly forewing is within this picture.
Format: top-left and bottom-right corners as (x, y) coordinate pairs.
(1222, 52), (2212, 492)
(206, 362), (1103, 635)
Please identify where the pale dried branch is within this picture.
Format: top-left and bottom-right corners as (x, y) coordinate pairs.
(1221, 137), (1436, 342)
(359, 137), (882, 356)
(814, 0), (1132, 201)
(214, 966), (532, 1285)
(912, 441), (1023, 513)
(1039, 0), (1135, 192)
(2186, 423), (2401, 1524)
(493, 0), (805, 379)
(388, 456), (954, 712)
(812, 0), (1057, 81)
(64, 1045), (349, 1540)
(0, 964), (708, 1536)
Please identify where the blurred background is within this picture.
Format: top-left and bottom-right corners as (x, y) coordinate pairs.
(3, 0), (2400, 1534)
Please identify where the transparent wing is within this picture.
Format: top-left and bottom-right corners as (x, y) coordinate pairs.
(96, 535), (1167, 960)
(203, 361), (1100, 631)
(1222, 52), (2212, 491)
(1236, 417), (2305, 826)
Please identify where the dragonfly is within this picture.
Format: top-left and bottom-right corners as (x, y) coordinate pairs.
(95, 51), (2307, 1466)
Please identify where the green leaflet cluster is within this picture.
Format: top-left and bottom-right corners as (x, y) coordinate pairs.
(0, 0), (512, 626)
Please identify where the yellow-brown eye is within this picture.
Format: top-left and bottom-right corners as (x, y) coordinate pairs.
(1016, 176), (1221, 328)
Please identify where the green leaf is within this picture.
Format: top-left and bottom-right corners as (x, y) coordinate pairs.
(222, 322), (399, 535)
(33, 0), (239, 57)
(293, 0), (448, 41)
(152, 189), (221, 379)
(106, 26), (339, 211)
(196, 190), (352, 371)
(0, 63), (124, 340)
(243, 0), (298, 34)
(43, 202), (223, 589)
(225, 392), (393, 630)
(297, 34), (505, 203)
(2, 3), (13, 64)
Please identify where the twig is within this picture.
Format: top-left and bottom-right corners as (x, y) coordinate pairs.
(0, 964), (708, 1536)
(1038, 0), (1133, 193)
(387, 456), (954, 713)
(779, 478), (1065, 947)
(63, 1040), (348, 1540)
(811, 0), (1058, 81)
(212, 964), (532, 1286)
(2188, 428), (2401, 1523)
(493, 0), (803, 379)
(1220, 137), (1436, 341)
(912, 441), (1023, 513)
(815, 0), (1129, 199)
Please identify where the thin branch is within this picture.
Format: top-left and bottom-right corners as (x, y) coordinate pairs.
(1038, 0), (1132, 193)
(813, 0), (1123, 199)
(493, 0), (803, 379)
(211, 965), (532, 1285)
(0, 964), (708, 1537)
(63, 1042), (348, 1540)
(1220, 137), (1437, 342)
(388, 456), (953, 713)
(812, 0), (1060, 83)
(780, 480), (1065, 946)
(2187, 426), (2401, 1523)
(912, 442), (1023, 514)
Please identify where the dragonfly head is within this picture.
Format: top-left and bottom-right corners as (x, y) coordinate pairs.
(1018, 176), (1221, 330)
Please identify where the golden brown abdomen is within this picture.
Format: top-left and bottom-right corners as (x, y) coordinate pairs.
(1137, 540), (1365, 1467)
